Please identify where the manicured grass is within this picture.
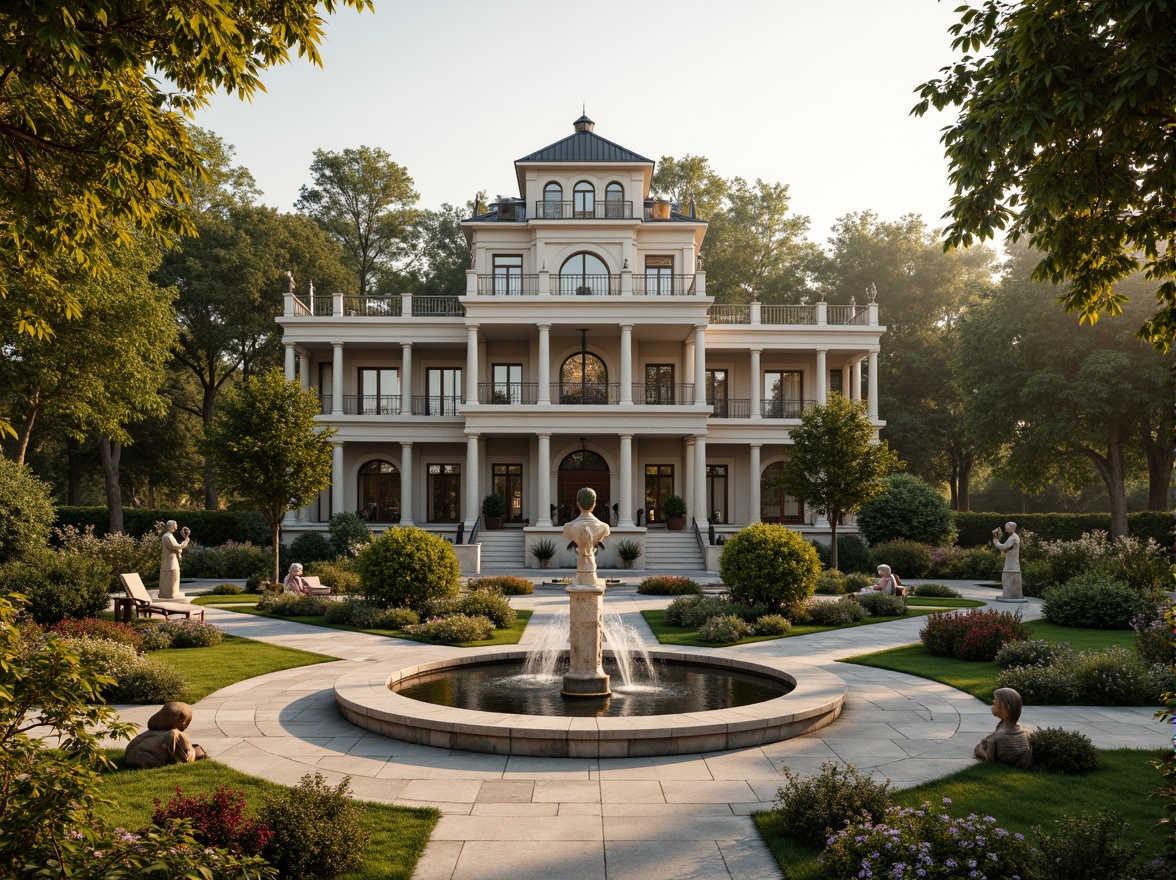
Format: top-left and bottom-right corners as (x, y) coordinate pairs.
(228, 606), (533, 647)
(192, 593), (258, 605)
(904, 596), (985, 609)
(152, 634), (337, 703)
(642, 607), (948, 648)
(95, 752), (438, 880)
(753, 749), (1167, 878)
(842, 619), (1138, 703)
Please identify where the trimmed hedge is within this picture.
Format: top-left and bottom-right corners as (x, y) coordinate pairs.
(54, 507), (270, 546)
(955, 511), (1173, 548)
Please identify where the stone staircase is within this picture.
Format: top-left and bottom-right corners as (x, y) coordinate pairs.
(641, 529), (704, 571)
(475, 529), (526, 572)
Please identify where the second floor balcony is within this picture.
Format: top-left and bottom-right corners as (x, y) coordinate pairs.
(288, 293), (463, 318)
(474, 273), (698, 296)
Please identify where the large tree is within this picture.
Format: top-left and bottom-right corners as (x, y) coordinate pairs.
(914, 0), (1176, 349)
(956, 247), (1173, 537)
(777, 394), (900, 570)
(0, 0), (371, 347)
(296, 146), (420, 296)
(204, 369), (335, 584)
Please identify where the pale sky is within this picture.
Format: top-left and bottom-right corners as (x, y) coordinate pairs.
(195, 0), (966, 246)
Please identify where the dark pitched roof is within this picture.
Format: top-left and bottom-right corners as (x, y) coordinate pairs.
(516, 130), (653, 165)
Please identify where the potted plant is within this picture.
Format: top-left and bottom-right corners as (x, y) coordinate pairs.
(617, 539), (643, 569)
(663, 495), (687, 531)
(481, 493), (507, 530)
(530, 538), (557, 569)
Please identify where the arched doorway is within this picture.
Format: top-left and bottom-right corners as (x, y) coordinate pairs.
(359, 460), (400, 522)
(557, 450), (610, 525)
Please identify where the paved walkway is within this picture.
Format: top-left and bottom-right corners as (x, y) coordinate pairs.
(112, 578), (1167, 880)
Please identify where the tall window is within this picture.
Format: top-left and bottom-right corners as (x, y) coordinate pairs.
(492, 364), (522, 404)
(604, 181), (624, 217)
(493, 254), (523, 295)
(318, 363), (333, 413)
(644, 364), (675, 404)
(560, 252), (610, 295)
(644, 256), (673, 295)
(760, 462), (803, 523)
(425, 367), (462, 415)
(706, 465), (728, 524)
(359, 460), (399, 522)
(560, 351), (608, 404)
(358, 367), (399, 414)
(764, 370), (803, 417)
(644, 465), (674, 523)
(573, 181), (595, 217)
(543, 182), (563, 218)
(707, 369), (728, 417)
(492, 463), (523, 522)
(427, 463), (461, 522)
(829, 369), (843, 396)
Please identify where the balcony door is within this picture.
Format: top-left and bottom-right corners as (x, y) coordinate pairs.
(492, 364), (523, 404)
(425, 367), (462, 415)
(644, 364), (674, 404)
(559, 252), (609, 296)
(764, 370), (803, 418)
(707, 369), (728, 416)
(358, 367), (399, 414)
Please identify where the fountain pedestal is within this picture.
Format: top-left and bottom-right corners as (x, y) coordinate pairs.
(562, 583), (610, 697)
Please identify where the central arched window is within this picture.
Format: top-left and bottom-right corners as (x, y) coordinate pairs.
(560, 252), (610, 295)
(543, 182), (563, 218)
(573, 181), (595, 217)
(359, 460), (400, 522)
(604, 181), (624, 218)
(560, 351), (609, 404)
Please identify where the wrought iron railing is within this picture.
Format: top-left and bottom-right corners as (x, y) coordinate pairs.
(557, 274), (618, 296)
(413, 296), (464, 316)
(827, 305), (861, 324)
(633, 383), (696, 405)
(707, 304), (750, 324)
(343, 395), (401, 415)
(551, 382), (620, 405)
(312, 295), (334, 315)
(318, 394), (332, 414)
(342, 295), (402, 317)
(477, 383), (539, 405)
(533, 200), (633, 219)
(633, 274), (696, 296)
(762, 305), (816, 325)
(411, 395), (463, 416)
(762, 398), (817, 418)
(708, 398), (750, 418)
(476, 274), (541, 295)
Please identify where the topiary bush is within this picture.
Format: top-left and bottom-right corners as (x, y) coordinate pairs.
(165, 619), (224, 648)
(995, 639), (1071, 669)
(801, 596), (867, 626)
(469, 575), (534, 595)
(356, 526), (460, 612)
(152, 785), (273, 856)
(1029, 727), (1101, 774)
(919, 609), (1030, 660)
(720, 523), (821, 613)
(771, 761), (894, 848)
(328, 511), (372, 558)
(754, 614), (792, 636)
(911, 583), (961, 598)
(0, 458), (55, 566)
(405, 613), (494, 644)
(814, 569), (847, 595)
(1042, 572), (1148, 629)
(0, 551), (112, 624)
(867, 539), (932, 578)
(697, 614), (752, 644)
(854, 592), (907, 618)
(664, 594), (744, 628)
(811, 535), (872, 574)
(637, 575), (702, 595)
(260, 773), (369, 880)
(843, 572), (873, 592)
(855, 473), (956, 546)
(287, 531), (336, 565)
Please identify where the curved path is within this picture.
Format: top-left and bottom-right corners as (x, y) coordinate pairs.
(112, 579), (1166, 880)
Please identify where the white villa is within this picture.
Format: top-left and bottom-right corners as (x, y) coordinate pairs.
(279, 116), (886, 572)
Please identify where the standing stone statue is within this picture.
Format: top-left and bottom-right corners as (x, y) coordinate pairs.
(563, 487), (610, 587)
(560, 487), (611, 697)
(160, 520), (191, 601)
(993, 521), (1024, 602)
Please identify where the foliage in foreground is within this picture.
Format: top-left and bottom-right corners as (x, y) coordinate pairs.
(772, 761), (894, 848)
(260, 773), (371, 880)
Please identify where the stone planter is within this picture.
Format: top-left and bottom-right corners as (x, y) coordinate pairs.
(666, 516), (686, 531)
(484, 516), (504, 530)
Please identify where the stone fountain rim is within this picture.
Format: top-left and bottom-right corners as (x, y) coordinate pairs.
(334, 646), (847, 757)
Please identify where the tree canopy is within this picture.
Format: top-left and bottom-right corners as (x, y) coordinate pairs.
(914, 0), (1176, 350)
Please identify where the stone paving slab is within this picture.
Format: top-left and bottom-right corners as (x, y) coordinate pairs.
(111, 578), (1168, 880)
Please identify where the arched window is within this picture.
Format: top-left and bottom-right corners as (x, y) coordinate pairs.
(543, 182), (563, 218)
(760, 462), (803, 523)
(559, 252), (610, 295)
(359, 460), (400, 522)
(560, 351), (608, 404)
(573, 181), (595, 217)
(604, 181), (624, 218)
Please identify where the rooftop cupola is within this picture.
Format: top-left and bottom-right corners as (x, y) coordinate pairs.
(573, 114), (595, 133)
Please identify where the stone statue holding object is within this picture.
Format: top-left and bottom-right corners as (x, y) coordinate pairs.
(563, 487), (610, 587)
(992, 521), (1025, 602)
(160, 520), (190, 601)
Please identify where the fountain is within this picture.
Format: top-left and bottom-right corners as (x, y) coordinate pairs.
(333, 487), (847, 756)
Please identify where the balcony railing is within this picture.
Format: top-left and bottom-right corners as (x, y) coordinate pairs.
(343, 395), (401, 415)
(476, 274), (540, 296)
(533, 200), (633, 220)
(632, 274), (696, 296)
(288, 293), (463, 318)
(708, 304), (750, 324)
(552, 382), (620, 405)
(318, 394), (331, 414)
(411, 395), (463, 416)
(634, 383), (696, 405)
(477, 383), (539, 405)
(704, 302), (880, 327)
(763, 305), (817, 325)
(414, 296), (464, 316)
(708, 398), (750, 418)
(763, 399), (817, 418)
(342, 295), (402, 317)
(557, 274), (619, 296)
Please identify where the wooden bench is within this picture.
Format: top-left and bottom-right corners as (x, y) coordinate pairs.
(119, 572), (206, 622)
(302, 575), (331, 596)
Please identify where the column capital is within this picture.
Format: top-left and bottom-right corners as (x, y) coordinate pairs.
(464, 431), (481, 440)
(620, 322), (634, 331)
(619, 432), (633, 440)
(750, 441), (762, 449)
(466, 322), (480, 331)
(401, 341), (413, 349)
(332, 440), (344, 449)
(536, 432), (551, 440)
(693, 323), (707, 333)
(400, 440), (413, 448)
(537, 322), (551, 331)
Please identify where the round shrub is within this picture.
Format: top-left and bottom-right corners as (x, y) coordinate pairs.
(1029, 727), (1100, 774)
(165, 620), (224, 648)
(134, 620), (175, 651)
(843, 572), (872, 592)
(115, 657), (188, 703)
(802, 596), (867, 626)
(814, 569), (847, 595)
(0, 551), (112, 625)
(287, 531), (337, 564)
(328, 511), (372, 558)
(470, 575), (534, 595)
(697, 614), (752, 644)
(153, 785), (273, 856)
(405, 613), (494, 644)
(0, 458), (55, 566)
(260, 772), (369, 880)
(49, 617), (144, 651)
(772, 761), (894, 848)
(719, 523), (821, 612)
(911, 583), (961, 598)
(323, 598), (358, 625)
(856, 473), (956, 546)
(370, 606), (420, 630)
(210, 583), (243, 595)
(305, 559), (360, 594)
(637, 575), (702, 595)
(664, 595), (744, 628)
(854, 592), (907, 618)
(995, 639), (1071, 669)
(451, 592), (515, 629)
(1070, 645), (1150, 705)
(867, 539), (932, 578)
(754, 614), (792, 636)
(811, 535), (872, 574)
(919, 609), (1030, 660)
(1042, 573), (1148, 629)
(356, 526), (460, 612)
(997, 662), (1079, 704)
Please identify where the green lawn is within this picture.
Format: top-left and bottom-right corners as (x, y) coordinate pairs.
(842, 619), (1138, 703)
(752, 749), (1167, 880)
(95, 752), (438, 880)
(227, 606), (533, 647)
(192, 593), (258, 605)
(153, 635), (337, 703)
(905, 596), (986, 609)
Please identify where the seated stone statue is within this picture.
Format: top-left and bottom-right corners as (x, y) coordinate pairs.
(125, 701), (207, 769)
(974, 687), (1033, 769)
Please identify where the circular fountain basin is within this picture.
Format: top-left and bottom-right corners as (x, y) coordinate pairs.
(334, 648), (847, 758)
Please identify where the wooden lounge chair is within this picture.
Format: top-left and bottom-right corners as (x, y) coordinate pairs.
(119, 573), (206, 622)
(301, 575), (332, 596)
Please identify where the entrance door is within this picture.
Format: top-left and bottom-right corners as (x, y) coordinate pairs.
(644, 464), (674, 524)
(428, 463), (461, 522)
(492, 463), (523, 522)
(557, 450), (610, 525)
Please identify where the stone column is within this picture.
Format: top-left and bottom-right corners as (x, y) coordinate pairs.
(400, 442), (414, 525)
(285, 344), (296, 382)
(841, 365), (851, 399)
(852, 359), (862, 402)
(465, 433), (480, 526)
(694, 325), (706, 404)
(695, 435), (708, 525)
(750, 348), (762, 419)
(620, 324), (633, 405)
(867, 351), (879, 420)
(466, 325), (479, 405)
(749, 443), (762, 524)
(332, 442), (345, 519)
(538, 324), (551, 405)
(619, 433), (633, 526)
(536, 433), (552, 526)
(332, 343), (344, 415)
(562, 584), (609, 697)
(299, 352), (310, 390)
(401, 343), (413, 414)
(684, 437), (695, 521)
(816, 349), (827, 405)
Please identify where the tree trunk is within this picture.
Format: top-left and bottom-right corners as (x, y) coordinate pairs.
(67, 436), (84, 505)
(948, 459), (959, 510)
(957, 450), (972, 513)
(829, 510), (839, 571)
(1074, 432), (1129, 538)
(272, 519), (282, 585)
(202, 380), (219, 510)
(14, 404), (39, 466)
(99, 436), (124, 534)
(1141, 423), (1174, 511)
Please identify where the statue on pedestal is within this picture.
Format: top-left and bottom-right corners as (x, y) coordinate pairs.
(993, 521), (1024, 601)
(563, 487), (610, 587)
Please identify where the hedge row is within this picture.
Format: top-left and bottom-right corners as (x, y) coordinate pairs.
(54, 507), (271, 547)
(955, 511), (1173, 548)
